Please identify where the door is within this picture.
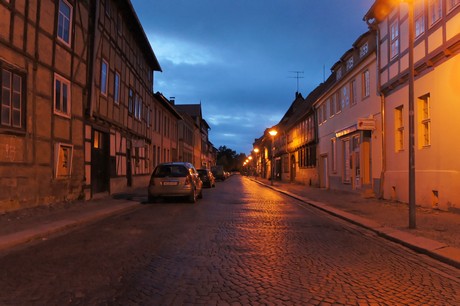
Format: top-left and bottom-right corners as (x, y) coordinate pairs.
(290, 154), (296, 182)
(352, 135), (361, 189)
(91, 130), (110, 194)
(343, 139), (351, 183)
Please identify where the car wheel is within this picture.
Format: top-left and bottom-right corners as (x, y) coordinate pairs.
(198, 189), (203, 199)
(188, 188), (197, 203)
(148, 195), (157, 203)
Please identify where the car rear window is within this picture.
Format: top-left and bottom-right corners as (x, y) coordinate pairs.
(197, 170), (207, 175)
(153, 165), (188, 178)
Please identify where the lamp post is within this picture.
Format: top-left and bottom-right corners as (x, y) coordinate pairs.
(268, 129), (278, 186)
(253, 148), (260, 179)
(406, 0), (416, 229)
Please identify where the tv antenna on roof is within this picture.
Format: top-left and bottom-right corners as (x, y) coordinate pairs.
(288, 71), (304, 93)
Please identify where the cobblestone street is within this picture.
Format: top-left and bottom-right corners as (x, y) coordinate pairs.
(1, 176), (459, 305)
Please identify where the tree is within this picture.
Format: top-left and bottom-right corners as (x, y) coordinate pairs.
(216, 146), (246, 171)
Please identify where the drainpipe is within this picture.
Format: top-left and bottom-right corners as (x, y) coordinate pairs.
(367, 19), (386, 200)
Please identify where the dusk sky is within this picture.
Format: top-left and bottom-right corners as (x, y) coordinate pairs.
(131, 0), (373, 154)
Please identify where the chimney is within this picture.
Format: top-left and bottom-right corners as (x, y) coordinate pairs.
(169, 97), (175, 105)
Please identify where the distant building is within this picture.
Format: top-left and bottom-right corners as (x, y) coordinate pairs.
(84, 0), (161, 197)
(365, 0), (460, 210)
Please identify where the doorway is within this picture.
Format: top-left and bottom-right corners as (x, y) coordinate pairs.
(91, 129), (110, 194)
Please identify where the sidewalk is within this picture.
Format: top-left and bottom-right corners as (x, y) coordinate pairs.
(249, 176), (460, 269)
(0, 191), (143, 251)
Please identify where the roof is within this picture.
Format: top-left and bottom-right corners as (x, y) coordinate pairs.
(174, 104), (203, 119)
(121, 0), (162, 71)
(153, 92), (182, 119)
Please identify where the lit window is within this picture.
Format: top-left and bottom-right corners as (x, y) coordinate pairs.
(114, 72), (120, 104)
(395, 106), (404, 151)
(54, 74), (71, 117)
(418, 94), (431, 147)
(429, 0), (442, 26)
(415, 1), (425, 37)
(1, 68), (24, 129)
(362, 70), (370, 98)
(101, 59), (108, 96)
(57, 0), (72, 46)
(390, 20), (399, 59)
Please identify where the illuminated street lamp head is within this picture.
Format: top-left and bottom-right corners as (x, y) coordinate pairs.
(254, 148), (260, 153)
(248, 156), (253, 160)
(269, 129), (278, 137)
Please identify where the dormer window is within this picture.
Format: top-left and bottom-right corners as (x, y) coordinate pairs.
(360, 43), (368, 58)
(336, 67), (343, 80)
(346, 57), (354, 71)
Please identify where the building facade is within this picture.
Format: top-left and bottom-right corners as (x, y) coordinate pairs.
(315, 31), (383, 195)
(365, 0), (460, 210)
(0, 0), (90, 211)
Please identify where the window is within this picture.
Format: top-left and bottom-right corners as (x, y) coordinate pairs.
(54, 74), (71, 116)
(329, 98), (335, 118)
(395, 106), (404, 151)
(1, 68), (25, 129)
(55, 143), (73, 178)
(448, 0), (460, 11)
(101, 59), (108, 96)
(114, 71), (120, 104)
(415, 1), (425, 37)
(336, 67), (343, 80)
(362, 70), (370, 98)
(117, 13), (123, 34)
(335, 92), (341, 113)
(390, 20), (399, 59)
(350, 79), (357, 106)
(429, 0), (442, 26)
(346, 57), (354, 71)
(57, 0), (72, 46)
(341, 86), (349, 109)
(418, 94), (431, 147)
(360, 43), (368, 58)
(128, 88), (134, 115)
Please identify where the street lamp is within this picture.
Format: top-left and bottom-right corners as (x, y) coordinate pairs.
(253, 148), (260, 179)
(268, 129), (278, 185)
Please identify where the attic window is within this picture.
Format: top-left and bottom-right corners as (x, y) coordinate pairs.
(360, 43), (368, 58)
(336, 67), (343, 80)
(346, 57), (354, 71)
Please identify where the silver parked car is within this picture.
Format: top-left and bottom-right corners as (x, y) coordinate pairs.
(148, 162), (203, 203)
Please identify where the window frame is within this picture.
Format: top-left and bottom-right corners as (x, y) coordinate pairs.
(114, 71), (120, 104)
(415, 1), (426, 38)
(390, 20), (399, 59)
(428, 0), (443, 26)
(418, 94), (431, 148)
(57, 0), (73, 47)
(54, 73), (71, 118)
(362, 70), (370, 98)
(1, 67), (26, 130)
(101, 59), (108, 97)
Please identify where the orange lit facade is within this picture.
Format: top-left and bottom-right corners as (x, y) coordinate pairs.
(366, 0), (460, 210)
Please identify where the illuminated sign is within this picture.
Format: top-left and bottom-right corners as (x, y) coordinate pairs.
(357, 118), (376, 130)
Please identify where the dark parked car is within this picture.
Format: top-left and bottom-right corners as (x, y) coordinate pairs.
(148, 162), (203, 203)
(197, 169), (216, 188)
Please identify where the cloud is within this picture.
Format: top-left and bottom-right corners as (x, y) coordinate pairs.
(148, 33), (220, 66)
